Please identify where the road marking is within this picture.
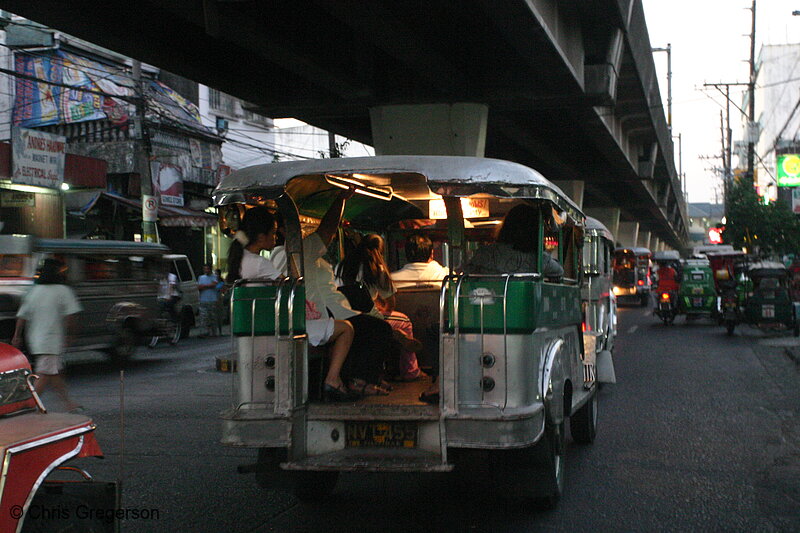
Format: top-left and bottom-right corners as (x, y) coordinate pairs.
(627, 325), (638, 334)
(644, 309), (652, 316)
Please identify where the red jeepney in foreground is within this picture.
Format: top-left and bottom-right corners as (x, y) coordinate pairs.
(0, 343), (115, 533)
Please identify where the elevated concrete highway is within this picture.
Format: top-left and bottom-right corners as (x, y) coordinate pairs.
(1, 0), (688, 249)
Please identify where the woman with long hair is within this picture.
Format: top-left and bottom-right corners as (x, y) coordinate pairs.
(337, 233), (423, 382)
(227, 206), (355, 402)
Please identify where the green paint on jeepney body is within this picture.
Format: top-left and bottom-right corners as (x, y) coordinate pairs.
(447, 279), (581, 334)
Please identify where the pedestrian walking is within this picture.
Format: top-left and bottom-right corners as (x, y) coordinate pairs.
(198, 263), (221, 337)
(11, 258), (82, 411)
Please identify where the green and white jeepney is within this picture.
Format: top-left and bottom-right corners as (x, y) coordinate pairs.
(582, 217), (617, 382)
(213, 156), (611, 507)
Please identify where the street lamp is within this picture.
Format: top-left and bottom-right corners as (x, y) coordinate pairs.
(652, 44), (672, 129)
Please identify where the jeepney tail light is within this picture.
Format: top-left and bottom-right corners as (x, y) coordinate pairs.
(661, 292), (670, 301)
(638, 279), (644, 286)
(582, 321), (587, 332)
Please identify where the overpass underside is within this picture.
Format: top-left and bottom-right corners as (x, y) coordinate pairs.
(2, 0), (688, 249)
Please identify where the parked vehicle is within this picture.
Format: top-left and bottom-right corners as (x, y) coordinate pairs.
(677, 259), (717, 320)
(0, 235), (169, 364)
(0, 342), (115, 532)
(727, 261), (800, 337)
(612, 247), (652, 306)
(582, 217), (617, 374)
(215, 156), (615, 508)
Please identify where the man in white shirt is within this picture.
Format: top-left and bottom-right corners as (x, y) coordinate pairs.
(391, 233), (449, 289)
(12, 259), (82, 411)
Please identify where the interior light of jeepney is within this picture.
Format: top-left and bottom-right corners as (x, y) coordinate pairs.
(324, 174), (393, 201)
(612, 286), (621, 296)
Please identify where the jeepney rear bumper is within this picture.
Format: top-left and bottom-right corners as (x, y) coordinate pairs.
(221, 404), (546, 450)
(445, 404), (546, 449)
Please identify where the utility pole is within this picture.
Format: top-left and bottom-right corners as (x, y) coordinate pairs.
(328, 131), (338, 158)
(746, 0), (757, 186)
(703, 81), (748, 216)
(132, 60), (158, 242)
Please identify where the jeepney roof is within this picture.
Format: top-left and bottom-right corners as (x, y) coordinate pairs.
(748, 261), (787, 273)
(585, 216), (614, 242)
(212, 156), (584, 224)
(614, 247), (651, 257)
(35, 239), (169, 255)
(0, 234), (36, 254)
(654, 250), (681, 261)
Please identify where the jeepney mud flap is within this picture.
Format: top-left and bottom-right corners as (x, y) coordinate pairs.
(596, 349), (616, 384)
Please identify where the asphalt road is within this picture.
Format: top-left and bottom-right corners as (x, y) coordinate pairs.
(54, 307), (800, 533)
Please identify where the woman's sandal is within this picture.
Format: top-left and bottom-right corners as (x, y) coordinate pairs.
(323, 383), (358, 403)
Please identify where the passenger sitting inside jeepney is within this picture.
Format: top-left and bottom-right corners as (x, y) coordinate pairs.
(269, 193), (398, 397)
(226, 205), (357, 403)
(466, 203), (563, 278)
(391, 233), (449, 288)
(418, 203), (563, 404)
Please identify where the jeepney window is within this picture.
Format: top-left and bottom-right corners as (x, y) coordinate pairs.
(83, 257), (119, 280)
(560, 225), (580, 280)
(173, 258), (194, 282)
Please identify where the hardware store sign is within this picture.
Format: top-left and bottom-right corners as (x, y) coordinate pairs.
(11, 127), (66, 189)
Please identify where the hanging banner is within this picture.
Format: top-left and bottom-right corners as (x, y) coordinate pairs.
(151, 162), (184, 207)
(792, 188), (800, 215)
(777, 154), (800, 187)
(11, 127), (66, 189)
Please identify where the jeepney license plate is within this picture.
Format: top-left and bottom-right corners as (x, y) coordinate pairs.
(762, 305), (775, 318)
(346, 422), (417, 448)
(693, 297), (704, 307)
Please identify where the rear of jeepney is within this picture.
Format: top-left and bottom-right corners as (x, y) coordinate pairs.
(214, 157), (594, 505)
(582, 218), (617, 370)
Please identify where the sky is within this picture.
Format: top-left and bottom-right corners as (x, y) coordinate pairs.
(642, 0), (800, 204)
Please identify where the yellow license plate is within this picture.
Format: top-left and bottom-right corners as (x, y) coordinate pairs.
(345, 422), (417, 448)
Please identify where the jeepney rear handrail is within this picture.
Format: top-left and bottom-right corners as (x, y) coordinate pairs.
(448, 272), (542, 411)
(229, 277), (301, 412)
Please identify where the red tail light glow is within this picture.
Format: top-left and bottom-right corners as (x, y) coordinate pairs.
(637, 279), (644, 286)
(660, 293), (670, 301)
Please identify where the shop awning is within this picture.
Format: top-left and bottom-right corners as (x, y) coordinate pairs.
(102, 192), (217, 227)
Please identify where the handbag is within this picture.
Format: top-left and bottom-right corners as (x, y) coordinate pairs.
(337, 282), (375, 313)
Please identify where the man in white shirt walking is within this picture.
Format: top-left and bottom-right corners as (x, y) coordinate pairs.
(391, 233), (448, 288)
(12, 259), (82, 411)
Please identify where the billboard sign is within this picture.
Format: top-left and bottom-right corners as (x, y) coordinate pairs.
(11, 127), (66, 189)
(777, 154), (800, 187)
(151, 162), (184, 207)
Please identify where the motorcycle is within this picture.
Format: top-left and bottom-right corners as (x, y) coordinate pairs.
(655, 290), (678, 325)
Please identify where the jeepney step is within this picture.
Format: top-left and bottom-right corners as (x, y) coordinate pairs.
(282, 448), (453, 472)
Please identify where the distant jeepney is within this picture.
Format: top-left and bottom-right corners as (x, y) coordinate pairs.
(214, 156), (614, 508)
(612, 247), (652, 306)
(0, 236), (175, 363)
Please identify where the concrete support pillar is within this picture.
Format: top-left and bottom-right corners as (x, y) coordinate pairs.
(651, 237), (661, 252)
(369, 103), (488, 156)
(637, 230), (651, 250)
(584, 207), (620, 244)
(617, 222), (639, 249)
(553, 180), (584, 210)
